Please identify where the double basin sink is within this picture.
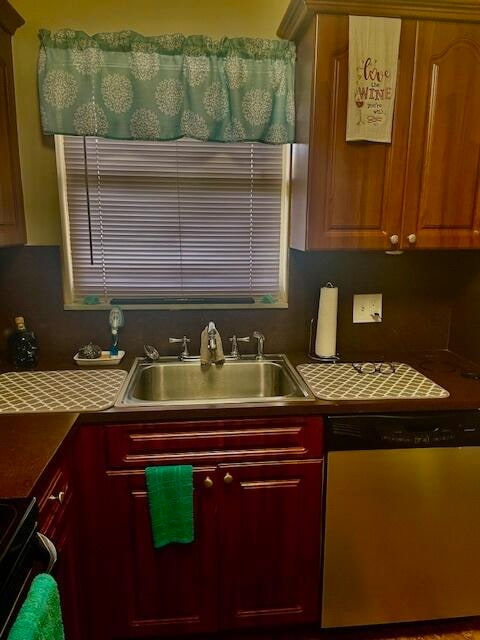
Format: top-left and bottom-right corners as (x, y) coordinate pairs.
(117, 355), (313, 406)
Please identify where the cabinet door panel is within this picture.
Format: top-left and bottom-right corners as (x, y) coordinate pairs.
(0, 28), (25, 245)
(104, 467), (217, 637)
(327, 49), (390, 230)
(403, 21), (480, 248)
(51, 504), (83, 640)
(218, 460), (323, 630)
(306, 15), (415, 249)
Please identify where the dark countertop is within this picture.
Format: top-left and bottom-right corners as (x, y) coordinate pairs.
(0, 412), (78, 498)
(78, 349), (480, 422)
(2, 348), (480, 499)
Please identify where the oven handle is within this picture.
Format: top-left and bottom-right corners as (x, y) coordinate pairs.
(36, 533), (57, 573)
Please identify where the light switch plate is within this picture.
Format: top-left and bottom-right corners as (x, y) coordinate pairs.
(353, 293), (383, 323)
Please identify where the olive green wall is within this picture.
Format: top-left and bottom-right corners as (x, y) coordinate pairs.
(10, 0), (289, 245)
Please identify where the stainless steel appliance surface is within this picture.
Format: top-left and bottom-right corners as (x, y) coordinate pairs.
(322, 411), (480, 629)
(117, 354), (313, 406)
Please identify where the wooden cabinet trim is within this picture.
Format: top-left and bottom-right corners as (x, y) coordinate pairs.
(105, 417), (324, 468)
(278, 0), (480, 40)
(218, 457), (323, 469)
(0, 1), (24, 35)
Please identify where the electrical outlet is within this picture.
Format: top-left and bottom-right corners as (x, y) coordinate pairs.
(353, 293), (383, 324)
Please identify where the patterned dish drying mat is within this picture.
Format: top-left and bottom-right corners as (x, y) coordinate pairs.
(0, 369), (127, 413)
(297, 363), (449, 401)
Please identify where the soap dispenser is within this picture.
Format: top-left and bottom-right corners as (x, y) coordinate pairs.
(109, 307), (124, 356)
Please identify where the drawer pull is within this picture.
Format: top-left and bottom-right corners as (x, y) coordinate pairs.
(203, 476), (214, 488)
(48, 491), (65, 504)
(223, 472), (233, 485)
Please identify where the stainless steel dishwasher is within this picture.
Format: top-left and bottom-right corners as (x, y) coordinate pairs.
(322, 411), (480, 628)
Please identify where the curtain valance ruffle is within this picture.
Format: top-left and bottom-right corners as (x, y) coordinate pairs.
(38, 29), (295, 144)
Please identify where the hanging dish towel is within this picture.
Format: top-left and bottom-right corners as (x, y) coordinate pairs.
(346, 15), (401, 143)
(145, 465), (194, 549)
(200, 326), (225, 366)
(7, 574), (64, 640)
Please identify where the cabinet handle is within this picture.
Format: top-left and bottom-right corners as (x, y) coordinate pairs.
(203, 476), (214, 488)
(407, 233), (417, 244)
(389, 234), (399, 245)
(223, 472), (233, 485)
(48, 491), (65, 504)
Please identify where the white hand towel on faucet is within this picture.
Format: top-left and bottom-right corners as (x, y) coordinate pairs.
(200, 326), (225, 366)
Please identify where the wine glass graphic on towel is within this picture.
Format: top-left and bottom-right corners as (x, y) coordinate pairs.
(355, 89), (365, 125)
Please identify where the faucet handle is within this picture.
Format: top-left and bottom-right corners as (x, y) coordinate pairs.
(169, 336), (190, 359)
(228, 335), (250, 359)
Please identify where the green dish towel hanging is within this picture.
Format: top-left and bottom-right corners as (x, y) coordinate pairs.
(8, 574), (64, 640)
(145, 465), (194, 548)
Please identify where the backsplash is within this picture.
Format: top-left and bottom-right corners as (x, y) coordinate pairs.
(450, 266), (480, 365)
(0, 246), (478, 364)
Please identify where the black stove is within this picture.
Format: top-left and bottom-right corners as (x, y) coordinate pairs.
(0, 498), (38, 637)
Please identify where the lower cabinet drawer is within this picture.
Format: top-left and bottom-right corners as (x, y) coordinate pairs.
(105, 416), (324, 468)
(36, 462), (71, 539)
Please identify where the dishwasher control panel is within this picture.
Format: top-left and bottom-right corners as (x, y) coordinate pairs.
(380, 429), (456, 445)
(327, 411), (480, 450)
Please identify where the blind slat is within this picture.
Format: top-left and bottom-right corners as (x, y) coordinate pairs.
(62, 136), (285, 298)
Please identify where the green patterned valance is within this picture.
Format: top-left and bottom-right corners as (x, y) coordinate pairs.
(38, 29), (295, 144)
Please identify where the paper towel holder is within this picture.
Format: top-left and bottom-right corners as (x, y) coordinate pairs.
(308, 318), (340, 363)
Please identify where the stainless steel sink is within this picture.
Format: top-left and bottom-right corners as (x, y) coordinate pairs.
(116, 355), (313, 406)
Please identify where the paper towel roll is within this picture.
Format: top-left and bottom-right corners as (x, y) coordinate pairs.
(315, 284), (338, 358)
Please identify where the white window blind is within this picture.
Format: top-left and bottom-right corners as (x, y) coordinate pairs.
(59, 136), (287, 303)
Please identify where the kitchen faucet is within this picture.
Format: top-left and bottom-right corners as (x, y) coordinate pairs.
(207, 321), (217, 352)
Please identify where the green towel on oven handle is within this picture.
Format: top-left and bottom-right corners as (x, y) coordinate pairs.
(7, 573), (64, 640)
(145, 465), (194, 548)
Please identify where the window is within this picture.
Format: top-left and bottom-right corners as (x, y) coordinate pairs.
(57, 136), (289, 309)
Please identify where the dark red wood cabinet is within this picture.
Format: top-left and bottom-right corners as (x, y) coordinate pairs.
(218, 460), (323, 630)
(104, 466), (218, 637)
(34, 436), (83, 640)
(78, 416), (324, 639)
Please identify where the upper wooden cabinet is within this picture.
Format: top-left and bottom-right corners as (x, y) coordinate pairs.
(0, 0), (25, 246)
(281, 0), (480, 250)
(403, 21), (480, 249)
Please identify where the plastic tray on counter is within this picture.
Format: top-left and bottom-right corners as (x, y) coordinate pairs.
(73, 350), (125, 366)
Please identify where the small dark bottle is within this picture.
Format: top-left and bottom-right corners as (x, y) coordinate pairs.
(8, 316), (39, 368)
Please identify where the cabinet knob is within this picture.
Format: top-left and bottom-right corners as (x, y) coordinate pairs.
(48, 491), (65, 504)
(203, 476), (214, 489)
(389, 234), (399, 245)
(407, 233), (417, 244)
(223, 472), (233, 485)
